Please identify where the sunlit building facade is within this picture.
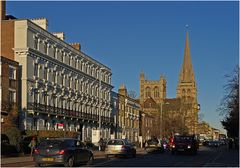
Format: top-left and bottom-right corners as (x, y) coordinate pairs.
(13, 18), (113, 141)
(117, 85), (140, 142)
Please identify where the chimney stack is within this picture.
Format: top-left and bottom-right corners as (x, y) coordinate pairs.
(52, 32), (65, 41)
(1, 0), (6, 20)
(31, 18), (48, 30)
(69, 43), (81, 51)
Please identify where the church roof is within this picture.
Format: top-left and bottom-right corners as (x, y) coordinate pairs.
(143, 97), (157, 108)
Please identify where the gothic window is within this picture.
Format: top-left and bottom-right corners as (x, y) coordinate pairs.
(145, 87), (151, 97)
(154, 86), (159, 98)
(187, 89), (191, 96)
(182, 89), (186, 96)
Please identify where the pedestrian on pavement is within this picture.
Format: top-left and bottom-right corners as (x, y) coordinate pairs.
(98, 138), (104, 151)
(29, 137), (37, 156)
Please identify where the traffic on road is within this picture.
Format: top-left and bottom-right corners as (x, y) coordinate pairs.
(1, 136), (238, 167)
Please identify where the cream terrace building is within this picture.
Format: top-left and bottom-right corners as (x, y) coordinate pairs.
(14, 18), (113, 141)
(117, 85), (140, 142)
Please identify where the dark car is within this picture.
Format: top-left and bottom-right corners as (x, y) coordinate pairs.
(171, 135), (199, 155)
(207, 140), (221, 147)
(145, 138), (163, 153)
(1, 134), (18, 156)
(33, 138), (94, 167)
(85, 141), (98, 151)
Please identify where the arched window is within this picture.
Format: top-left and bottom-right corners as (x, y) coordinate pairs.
(145, 87), (151, 97)
(182, 89), (186, 95)
(154, 86), (159, 98)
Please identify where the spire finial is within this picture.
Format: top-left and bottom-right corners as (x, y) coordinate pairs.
(185, 24), (189, 31)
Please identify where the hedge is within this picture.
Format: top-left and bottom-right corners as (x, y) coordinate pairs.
(25, 130), (78, 140)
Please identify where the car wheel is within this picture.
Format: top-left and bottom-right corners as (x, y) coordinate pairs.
(35, 163), (43, 167)
(64, 156), (74, 167)
(87, 155), (94, 165)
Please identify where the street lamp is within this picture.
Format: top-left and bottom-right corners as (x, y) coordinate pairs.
(98, 67), (105, 150)
(160, 101), (169, 138)
(160, 102), (163, 139)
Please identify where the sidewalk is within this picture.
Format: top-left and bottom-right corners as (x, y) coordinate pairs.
(1, 148), (144, 165)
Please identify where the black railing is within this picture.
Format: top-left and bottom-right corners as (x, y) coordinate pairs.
(27, 102), (114, 124)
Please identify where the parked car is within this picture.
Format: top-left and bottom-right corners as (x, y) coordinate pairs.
(85, 141), (98, 151)
(145, 138), (164, 153)
(207, 140), (221, 147)
(33, 138), (94, 167)
(105, 139), (136, 159)
(1, 134), (19, 156)
(171, 135), (199, 155)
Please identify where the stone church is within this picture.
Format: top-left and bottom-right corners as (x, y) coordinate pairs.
(140, 31), (199, 138)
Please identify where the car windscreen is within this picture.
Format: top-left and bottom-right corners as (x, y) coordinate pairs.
(107, 140), (124, 145)
(38, 140), (64, 149)
(174, 136), (193, 142)
(147, 139), (159, 145)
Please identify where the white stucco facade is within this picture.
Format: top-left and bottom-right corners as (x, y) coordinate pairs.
(14, 19), (113, 141)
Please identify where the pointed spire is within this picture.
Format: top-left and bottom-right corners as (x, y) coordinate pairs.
(179, 30), (195, 82)
(140, 69), (145, 80)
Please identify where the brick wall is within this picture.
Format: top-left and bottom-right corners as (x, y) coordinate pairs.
(1, 20), (14, 60)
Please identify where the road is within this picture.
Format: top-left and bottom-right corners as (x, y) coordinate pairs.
(96, 146), (238, 167)
(1, 146), (239, 167)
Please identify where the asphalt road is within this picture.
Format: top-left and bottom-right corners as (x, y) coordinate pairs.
(1, 146), (239, 167)
(96, 146), (239, 167)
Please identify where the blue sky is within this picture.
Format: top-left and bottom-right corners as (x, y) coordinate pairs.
(7, 1), (238, 133)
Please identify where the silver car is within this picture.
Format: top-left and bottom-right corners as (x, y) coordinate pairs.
(105, 139), (136, 159)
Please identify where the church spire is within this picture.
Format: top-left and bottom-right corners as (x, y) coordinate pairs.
(179, 31), (195, 83)
(177, 30), (197, 100)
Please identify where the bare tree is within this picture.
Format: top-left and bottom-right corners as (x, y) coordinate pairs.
(128, 90), (137, 99)
(218, 65), (239, 138)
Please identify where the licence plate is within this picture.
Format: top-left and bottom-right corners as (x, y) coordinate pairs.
(178, 149), (184, 151)
(150, 145), (155, 147)
(42, 158), (54, 161)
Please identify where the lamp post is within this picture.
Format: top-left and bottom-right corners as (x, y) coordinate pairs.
(160, 102), (169, 138)
(160, 102), (163, 139)
(98, 67), (105, 150)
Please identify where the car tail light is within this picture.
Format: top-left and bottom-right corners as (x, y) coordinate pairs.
(187, 145), (191, 149)
(172, 144), (175, 148)
(34, 149), (40, 154)
(121, 145), (126, 150)
(58, 150), (65, 155)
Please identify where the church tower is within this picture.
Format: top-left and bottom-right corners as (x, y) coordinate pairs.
(139, 71), (166, 106)
(177, 31), (197, 103)
(177, 31), (199, 134)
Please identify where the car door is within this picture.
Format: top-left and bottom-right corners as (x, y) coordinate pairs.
(79, 142), (89, 162)
(75, 140), (82, 164)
